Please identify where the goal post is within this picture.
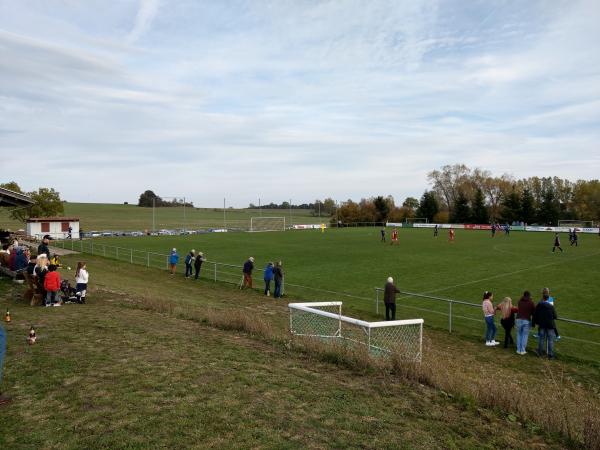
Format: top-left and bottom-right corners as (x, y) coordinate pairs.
(288, 302), (423, 362)
(250, 217), (286, 232)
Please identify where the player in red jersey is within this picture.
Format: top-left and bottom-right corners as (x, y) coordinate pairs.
(448, 226), (455, 243)
(390, 228), (399, 245)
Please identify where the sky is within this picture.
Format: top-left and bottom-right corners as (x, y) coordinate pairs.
(1, 0), (599, 207)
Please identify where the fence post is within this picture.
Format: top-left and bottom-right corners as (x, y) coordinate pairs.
(103, 245), (106, 257)
(375, 289), (380, 315)
(116, 247), (119, 260)
(91, 241), (93, 255)
(147, 252), (150, 267)
(448, 301), (453, 333)
(71, 240), (74, 251)
(214, 263), (217, 282)
(130, 249), (133, 264)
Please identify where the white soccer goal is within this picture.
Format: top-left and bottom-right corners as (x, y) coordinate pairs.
(250, 217), (286, 232)
(557, 220), (594, 228)
(288, 302), (423, 362)
(405, 217), (428, 224)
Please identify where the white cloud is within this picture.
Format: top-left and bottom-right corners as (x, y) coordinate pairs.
(127, 0), (160, 43)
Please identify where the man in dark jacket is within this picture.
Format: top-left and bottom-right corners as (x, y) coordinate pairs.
(241, 257), (254, 289)
(532, 295), (558, 358)
(273, 261), (284, 298)
(37, 237), (50, 259)
(194, 252), (205, 280)
(383, 276), (400, 321)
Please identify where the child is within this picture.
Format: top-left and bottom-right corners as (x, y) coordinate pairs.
(482, 291), (498, 346)
(184, 250), (195, 278)
(169, 248), (179, 275)
(44, 264), (61, 307)
(50, 255), (62, 268)
(75, 262), (89, 303)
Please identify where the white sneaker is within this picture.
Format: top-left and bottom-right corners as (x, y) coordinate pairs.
(491, 341), (499, 346)
(485, 341), (492, 346)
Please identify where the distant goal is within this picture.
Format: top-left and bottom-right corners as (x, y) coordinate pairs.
(288, 302), (423, 362)
(405, 217), (428, 224)
(250, 217), (286, 232)
(558, 220), (595, 229)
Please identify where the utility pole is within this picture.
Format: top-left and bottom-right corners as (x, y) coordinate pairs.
(183, 196), (186, 232)
(289, 198), (292, 227)
(223, 198), (226, 229)
(259, 198), (262, 216)
(152, 197), (155, 232)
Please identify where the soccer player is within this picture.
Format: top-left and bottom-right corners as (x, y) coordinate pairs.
(433, 224), (439, 237)
(390, 228), (399, 245)
(491, 223), (496, 238)
(552, 233), (563, 253)
(448, 227), (455, 243)
(380, 227), (386, 242)
(570, 229), (578, 247)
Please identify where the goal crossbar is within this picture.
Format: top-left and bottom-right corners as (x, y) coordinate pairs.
(250, 216), (286, 232)
(288, 302), (423, 361)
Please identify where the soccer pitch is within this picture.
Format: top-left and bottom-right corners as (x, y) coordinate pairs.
(90, 227), (600, 362)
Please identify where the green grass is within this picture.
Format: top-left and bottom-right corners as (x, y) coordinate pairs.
(74, 227), (600, 363)
(0, 202), (324, 231)
(0, 257), (586, 449)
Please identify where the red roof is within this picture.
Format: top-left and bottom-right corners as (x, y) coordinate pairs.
(26, 217), (80, 222)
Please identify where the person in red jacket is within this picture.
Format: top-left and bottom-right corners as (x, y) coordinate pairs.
(44, 264), (61, 307)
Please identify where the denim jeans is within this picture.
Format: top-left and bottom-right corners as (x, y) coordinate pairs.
(515, 319), (530, 353)
(264, 279), (271, 295)
(274, 280), (282, 298)
(484, 316), (496, 342)
(185, 263), (192, 277)
(0, 324), (6, 386)
(537, 328), (556, 357)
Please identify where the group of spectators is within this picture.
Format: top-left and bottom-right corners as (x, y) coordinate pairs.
(483, 288), (559, 358)
(166, 248), (285, 298)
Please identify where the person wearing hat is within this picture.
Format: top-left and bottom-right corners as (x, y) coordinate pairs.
(169, 248), (179, 275)
(242, 257), (254, 289)
(184, 249), (196, 278)
(383, 277), (400, 321)
(194, 251), (205, 280)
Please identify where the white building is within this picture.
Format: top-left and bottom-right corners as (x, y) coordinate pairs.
(26, 217), (80, 240)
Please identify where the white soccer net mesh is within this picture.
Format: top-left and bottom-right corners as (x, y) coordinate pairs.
(250, 217), (286, 232)
(289, 302), (423, 362)
(558, 220), (594, 228)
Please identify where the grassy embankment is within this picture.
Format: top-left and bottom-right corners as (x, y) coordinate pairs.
(1, 251), (599, 449)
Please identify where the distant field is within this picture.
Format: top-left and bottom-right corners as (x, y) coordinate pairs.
(0, 202), (325, 231)
(78, 227), (600, 362)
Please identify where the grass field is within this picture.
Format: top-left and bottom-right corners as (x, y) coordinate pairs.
(78, 227), (600, 363)
(0, 202), (324, 231)
(1, 254), (596, 449)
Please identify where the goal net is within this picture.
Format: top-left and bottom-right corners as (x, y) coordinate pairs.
(288, 302), (423, 362)
(250, 217), (286, 232)
(557, 220), (594, 229)
(405, 217), (428, 224)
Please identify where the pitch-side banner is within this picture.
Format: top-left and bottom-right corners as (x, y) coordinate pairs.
(526, 226), (599, 233)
(464, 224), (492, 230)
(293, 224), (326, 230)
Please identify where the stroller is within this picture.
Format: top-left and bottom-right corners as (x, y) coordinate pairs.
(60, 280), (84, 304)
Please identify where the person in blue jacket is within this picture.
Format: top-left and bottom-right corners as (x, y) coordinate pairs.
(263, 262), (274, 296)
(169, 248), (179, 275)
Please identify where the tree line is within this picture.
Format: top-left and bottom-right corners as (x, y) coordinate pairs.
(320, 164), (600, 225)
(138, 190), (193, 208)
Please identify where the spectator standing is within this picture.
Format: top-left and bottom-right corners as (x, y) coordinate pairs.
(383, 277), (400, 321)
(75, 262), (89, 303)
(273, 261), (284, 298)
(35, 254), (49, 303)
(263, 262), (274, 296)
(67, 226), (73, 239)
(242, 257), (254, 289)
(194, 252), (205, 280)
(516, 291), (535, 355)
(482, 291), (498, 346)
(169, 248), (179, 275)
(498, 297), (518, 348)
(44, 264), (61, 307)
(184, 250), (195, 278)
(533, 294), (558, 359)
(37, 237), (50, 260)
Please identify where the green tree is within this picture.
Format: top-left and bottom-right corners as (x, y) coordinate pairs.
(138, 190), (161, 207)
(402, 197), (419, 214)
(416, 191), (439, 222)
(322, 198), (336, 215)
(373, 196), (390, 222)
(500, 190), (522, 224)
(0, 181), (24, 193)
(471, 188), (488, 223)
(520, 188), (536, 224)
(8, 187), (64, 222)
(450, 191), (471, 223)
(538, 188), (560, 225)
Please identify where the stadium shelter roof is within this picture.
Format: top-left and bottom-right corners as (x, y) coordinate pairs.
(26, 217), (79, 222)
(0, 187), (34, 207)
